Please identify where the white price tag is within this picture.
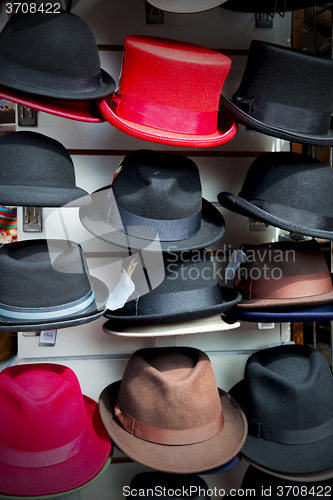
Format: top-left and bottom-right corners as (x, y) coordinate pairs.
(225, 250), (247, 280)
(39, 330), (57, 347)
(106, 268), (135, 310)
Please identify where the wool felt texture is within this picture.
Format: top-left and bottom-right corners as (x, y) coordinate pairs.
(0, 239), (109, 331)
(0, 131), (90, 207)
(219, 40), (333, 145)
(128, 472), (211, 499)
(0, 11), (115, 100)
(218, 152), (333, 240)
(233, 239), (333, 309)
(0, 85), (105, 122)
(146, 0), (227, 12)
(102, 314), (240, 337)
(96, 35), (237, 147)
(229, 344), (333, 475)
(226, 302), (333, 323)
(0, 363), (111, 496)
(221, 0), (328, 12)
(99, 347), (247, 474)
(104, 250), (242, 326)
(80, 150), (226, 253)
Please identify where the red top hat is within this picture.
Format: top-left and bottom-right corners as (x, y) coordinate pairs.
(0, 363), (111, 496)
(97, 36), (237, 148)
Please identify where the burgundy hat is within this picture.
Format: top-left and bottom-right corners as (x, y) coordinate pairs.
(234, 240), (333, 309)
(0, 363), (111, 496)
(97, 35), (237, 148)
(99, 347), (247, 474)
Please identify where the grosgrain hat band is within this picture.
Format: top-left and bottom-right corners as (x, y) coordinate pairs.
(114, 399), (224, 445)
(0, 54), (102, 94)
(0, 425), (89, 468)
(0, 289), (95, 320)
(233, 95), (332, 135)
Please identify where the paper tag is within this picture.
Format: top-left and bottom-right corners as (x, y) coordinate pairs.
(225, 250), (247, 280)
(257, 323), (275, 330)
(39, 330), (57, 347)
(106, 268), (135, 310)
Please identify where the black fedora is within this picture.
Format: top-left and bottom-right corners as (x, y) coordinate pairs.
(219, 40), (333, 145)
(0, 131), (90, 207)
(0, 239), (109, 332)
(127, 472), (211, 499)
(103, 250), (242, 327)
(79, 150), (225, 253)
(218, 152), (333, 240)
(221, 0), (328, 13)
(229, 344), (333, 475)
(0, 10), (115, 101)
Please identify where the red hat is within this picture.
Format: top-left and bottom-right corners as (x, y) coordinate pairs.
(97, 35), (237, 147)
(0, 363), (111, 496)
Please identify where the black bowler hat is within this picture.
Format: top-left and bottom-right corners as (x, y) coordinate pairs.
(103, 250), (241, 329)
(0, 131), (90, 207)
(0, 10), (115, 101)
(219, 40), (333, 146)
(229, 344), (333, 475)
(79, 150), (225, 253)
(221, 0), (327, 13)
(127, 472), (211, 499)
(0, 239), (109, 332)
(218, 152), (333, 240)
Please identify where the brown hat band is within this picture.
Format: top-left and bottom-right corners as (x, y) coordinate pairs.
(238, 270), (332, 300)
(114, 399), (224, 445)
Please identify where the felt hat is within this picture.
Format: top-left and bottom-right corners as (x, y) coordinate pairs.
(218, 152), (333, 240)
(96, 35), (237, 148)
(219, 40), (333, 145)
(229, 344), (333, 475)
(103, 250), (242, 327)
(146, 0), (227, 13)
(0, 363), (111, 496)
(0, 239), (109, 332)
(79, 150), (226, 253)
(99, 346), (247, 474)
(0, 10), (115, 101)
(232, 240), (333, 309)
(221, 0), (328, 13)
(242, 460), (333, 485)
(0, 131), (90, 207)
(127, 472), (212, 499)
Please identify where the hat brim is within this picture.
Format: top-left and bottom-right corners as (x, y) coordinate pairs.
(226, 302), (333, 323)
(79, 196), (225, 253)
(103, 286), (242, 327)
(0, 86), (105, 123)
(96, 97), (238, 148)
(99, 380), (247, 474)
(229, 380), (333, 475)
(0, 186), (91, 208)
(102, 313), (241, 337)
(218, 191), (333, 240)
(0, 396), (112, 496)
(221, 0), (327, 12)
(0, 276), (109, 332)
(219, 95), (333, 147)
(0, 69), (115, 102)
(243, 458), (333, 483)
(147, 0), (228, 12)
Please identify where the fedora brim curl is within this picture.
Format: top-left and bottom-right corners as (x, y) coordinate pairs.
(219, 95), (333, 147)
(147, 0), (228, 13)
(0, 185), (91, 208)
(0, 86), (105, 123)
(0, 396), (111, 496)
(0, 69), (115, 102)
(96, 97), (238, 148)
(229, 380), (333, 475)
(243, 458), (333, 483)
(0, 276), (109, 332)
(99, 380), (247, 474)
(218, 191), (333, 241)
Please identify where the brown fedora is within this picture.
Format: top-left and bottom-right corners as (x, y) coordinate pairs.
(234, 240), (333, 309)
(99, 347), (247, 474)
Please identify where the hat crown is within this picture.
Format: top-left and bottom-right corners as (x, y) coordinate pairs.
(118, 347), (222, 431)
(113, 150), (202, 220)
(0, 11), (101, 78)
(0, 364), (87, 452)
